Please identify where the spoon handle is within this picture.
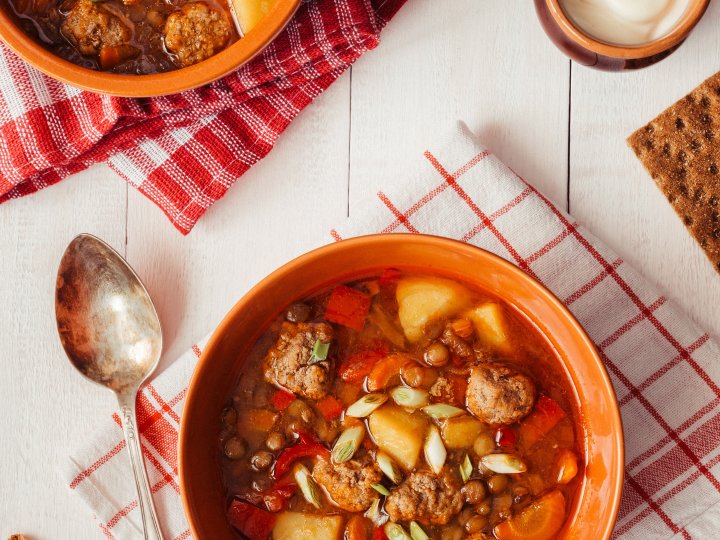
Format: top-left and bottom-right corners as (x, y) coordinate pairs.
(118, 392), (165, 540)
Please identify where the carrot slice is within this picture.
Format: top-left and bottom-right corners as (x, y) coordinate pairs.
(367, 353), (416, 391)
(338, 347), (387, 383)
(555, 449), (579, 485)
(324, 285), (371, 330)
(518, 395), (566, 450)
(316, 395), (344, 420)
(346, 515), (371, 540)
(494, 490), (566, 540)
(99, 45), (137, 70)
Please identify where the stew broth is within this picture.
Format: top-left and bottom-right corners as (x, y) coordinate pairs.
(2, 0), (253, 73)
(220, 271), (583, 540)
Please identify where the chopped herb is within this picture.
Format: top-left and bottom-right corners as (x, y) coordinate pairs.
(385, 523), (412, 540)
(332, 425), (365, 463)
(460, 454), (473, 483)
(409, 522), (430, 540)
(365, 498), (389, 526)
(346, 393), (388, 417)
(310, 339), (330, 364)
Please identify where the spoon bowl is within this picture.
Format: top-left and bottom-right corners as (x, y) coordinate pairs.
(55, 234), (165, 540)
(56, 234), (162, 394)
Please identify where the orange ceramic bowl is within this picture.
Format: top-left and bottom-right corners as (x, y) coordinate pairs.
(179, 234), (624, 539)
(0, 0), (300, 97)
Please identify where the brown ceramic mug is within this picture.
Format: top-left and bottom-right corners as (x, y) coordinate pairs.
(534, 0), (710, 71)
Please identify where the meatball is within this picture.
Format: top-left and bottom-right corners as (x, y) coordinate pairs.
(164, 2), (231, 67)
(61, 0), (130, 56)
(263, 322), (334, 400)
(312, 455), (382, 512)
(385, 469), (464, 526)
(466, 364), (536, 425)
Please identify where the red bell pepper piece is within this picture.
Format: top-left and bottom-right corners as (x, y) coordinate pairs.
(378, 267), (402, 286)
(272, 442), (330, 479)
(237, 475), (297, 512)
(519, 395), (567, 450)
(325, 285), (371, 331)
(495, 426), (517, 449)
(262, 475), (296, 512)
(316, 395), (344, 420)
(227, 500), (276, 540)
(372, 526), (388, 540)
(293, 429), (321, 445)
(270, 389), (296, 411)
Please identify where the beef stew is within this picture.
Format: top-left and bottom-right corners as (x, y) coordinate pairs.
(220, 271), (583, 540)
(2, 0), (273, 73)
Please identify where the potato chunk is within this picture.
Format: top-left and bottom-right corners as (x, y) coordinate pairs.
(273, 512), (344, 540)
(465, 303), (508, 349)
(369, 404), (427, 471)
(396, 277), (470, 342)
(441, 415), (486, 449)
(231, 0), (277, 33)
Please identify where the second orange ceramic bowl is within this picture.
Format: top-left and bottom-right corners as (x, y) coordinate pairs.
(179, 234), (624, 539)
(0, 0), (300, 97)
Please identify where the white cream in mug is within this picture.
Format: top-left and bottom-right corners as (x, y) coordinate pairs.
(560, 0), (691, 45)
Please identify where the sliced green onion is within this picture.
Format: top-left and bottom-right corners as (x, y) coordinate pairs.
(309, 339), (330, 364)
(481, 453), (527, 474)
(422, 403), (464, 419)
(365, 498), (388, 527)
(390, 386), (430, 409)
(293, 463), (321, 508)
(460, 454), (473, 483)
(332, 424), (365, 463)
(385, 523), (412, 540)
(371, 483), (390, 496)
(346, 393), (388, 418)
(409, 521), (429, 540)
(376, 451), (403, 484)
(424, 425), (447, 475)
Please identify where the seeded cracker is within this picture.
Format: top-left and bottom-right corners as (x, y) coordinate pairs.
(628, 72), (720, 274)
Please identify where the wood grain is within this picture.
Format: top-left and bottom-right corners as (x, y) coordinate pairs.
(349, 1), (570, 211)
(570, 0), (720, 338)
(2, 0), (720, 538)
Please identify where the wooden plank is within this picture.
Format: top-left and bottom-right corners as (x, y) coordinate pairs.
(349, 0), (571, 212)
(0, 165), (127, 539)
(569, 1), (720, 338)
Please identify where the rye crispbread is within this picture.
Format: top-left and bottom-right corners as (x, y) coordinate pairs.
(628, 72), (720, 274)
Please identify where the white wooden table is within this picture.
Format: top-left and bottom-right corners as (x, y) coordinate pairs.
(2, 1), (719, 538)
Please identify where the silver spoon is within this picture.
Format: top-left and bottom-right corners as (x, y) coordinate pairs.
(55, 234), (165, 540)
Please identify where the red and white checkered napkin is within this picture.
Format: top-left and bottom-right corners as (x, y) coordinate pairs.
(0, 0), (405, 235)
(63, 126), (720, 539)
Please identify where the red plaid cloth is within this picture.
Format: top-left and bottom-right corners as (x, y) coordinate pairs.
(0, 0), (405, 234)
(63, 128), (720, 539)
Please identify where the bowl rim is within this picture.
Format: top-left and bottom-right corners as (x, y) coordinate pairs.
(544, 0), (710, 59)
(0, 0), (301, 97)
(179, 233), (625, 539)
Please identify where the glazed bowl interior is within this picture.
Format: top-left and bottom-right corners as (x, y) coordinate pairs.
(0, 0), (300, 97)
(179, 234), (624, 539)
(547, 0), (709, 59)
